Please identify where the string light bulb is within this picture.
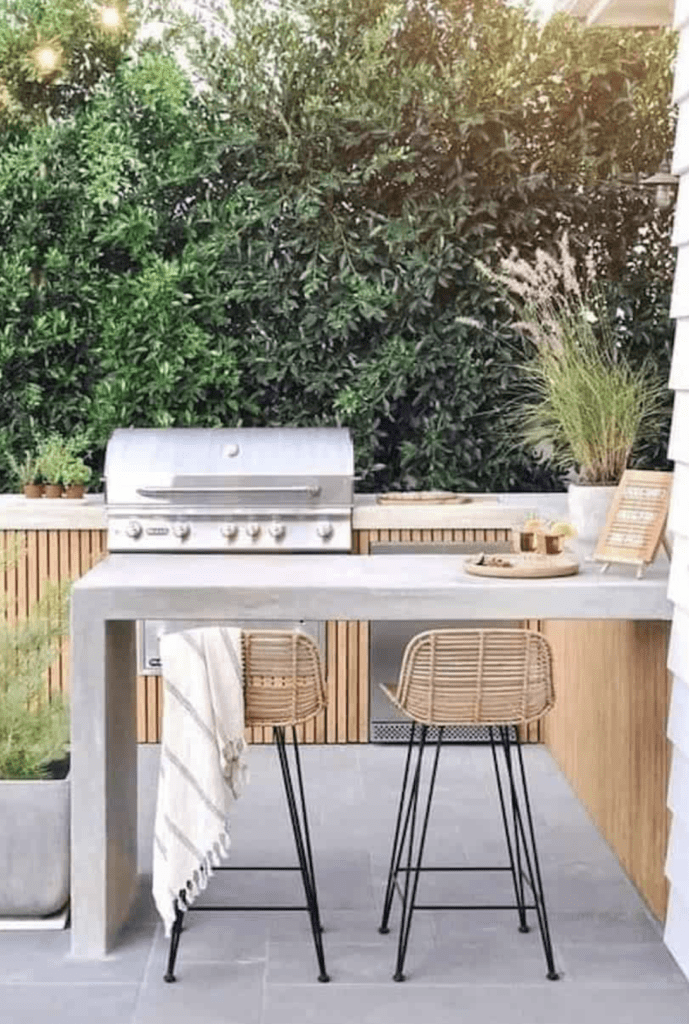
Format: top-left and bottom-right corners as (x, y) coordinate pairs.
(99, 5), (123, 32)
(28, 39), (64, 81)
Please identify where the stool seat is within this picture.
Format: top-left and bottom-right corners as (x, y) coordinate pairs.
(164, 629), (329, 984)
(385, 627), (554, 726)
(378, 627), (559, 982)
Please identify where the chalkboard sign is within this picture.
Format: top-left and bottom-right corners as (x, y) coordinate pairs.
(593, 470), (673, 577)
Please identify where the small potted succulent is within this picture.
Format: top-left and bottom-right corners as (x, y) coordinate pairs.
(61, 457), (91, 499)
(7, 451), (44, 498)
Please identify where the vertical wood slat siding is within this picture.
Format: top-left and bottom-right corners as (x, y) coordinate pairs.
(0, 529), (109, 704)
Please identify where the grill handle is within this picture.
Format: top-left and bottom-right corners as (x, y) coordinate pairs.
(135, 485), (322, 498)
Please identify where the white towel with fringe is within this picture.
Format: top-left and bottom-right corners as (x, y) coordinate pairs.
(153, 626), (248, 937)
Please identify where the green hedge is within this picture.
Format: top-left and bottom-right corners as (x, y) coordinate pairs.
(0, 0), (677, 493)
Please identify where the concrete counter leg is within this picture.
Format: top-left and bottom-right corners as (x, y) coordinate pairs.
(70, 603), (138, 957)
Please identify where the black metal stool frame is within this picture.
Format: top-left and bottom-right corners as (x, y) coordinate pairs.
(164, 725), (329, 983)
(378, 721), (559, 982)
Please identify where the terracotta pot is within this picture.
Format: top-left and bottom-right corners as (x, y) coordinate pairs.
(64, 485), (85, 499)
(23, 483), (43, 499)
(44, 483), (64, 499)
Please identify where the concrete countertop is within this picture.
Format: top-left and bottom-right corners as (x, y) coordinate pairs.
(0, 493), (106, 529)
(0, 491), (566, 531)
(72, 547), (673, 621)
(351, 492), (560, 529)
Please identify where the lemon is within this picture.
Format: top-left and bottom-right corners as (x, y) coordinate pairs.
(549, 521), (577, 537)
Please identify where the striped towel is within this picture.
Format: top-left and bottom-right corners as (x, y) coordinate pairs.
(153, 627), (249, 936)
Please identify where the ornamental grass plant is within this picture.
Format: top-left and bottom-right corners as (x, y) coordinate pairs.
(0, 541), (71, 779)
(486, 236), (669, 486)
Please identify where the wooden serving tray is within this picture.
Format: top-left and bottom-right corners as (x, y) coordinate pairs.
(377, 492), (496, 505)
(464, 553), (579, 579)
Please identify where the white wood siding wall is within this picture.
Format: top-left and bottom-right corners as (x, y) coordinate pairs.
(665, 0), (689, 978)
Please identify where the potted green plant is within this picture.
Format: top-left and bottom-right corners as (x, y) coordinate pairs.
(7, 450), (43, 498)
(61, 457), (91, 499)
(0, 545), (71, 920)
(36, 435), (69, 498)
(483, 236), (668, 541)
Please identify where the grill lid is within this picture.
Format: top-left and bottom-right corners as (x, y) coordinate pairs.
(105, 427), (354, 508)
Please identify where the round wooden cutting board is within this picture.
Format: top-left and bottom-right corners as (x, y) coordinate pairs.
(464, 553), (579, 579)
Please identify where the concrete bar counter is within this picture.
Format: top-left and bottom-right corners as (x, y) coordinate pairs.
(69, 544), (672, 956)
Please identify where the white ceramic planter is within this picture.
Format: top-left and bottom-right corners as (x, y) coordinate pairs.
(0, 773), (70, 917)
(567, 483), (617, 544)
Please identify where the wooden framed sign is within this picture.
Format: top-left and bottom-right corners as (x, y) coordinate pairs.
(593, 470), (673, 577)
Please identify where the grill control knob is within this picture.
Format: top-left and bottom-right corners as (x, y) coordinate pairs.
(316, 522), (334, 540)
(245, 522), (261, 539)
(126, 520), (142, 539)
(269, 522), (286, 540)
(173, 522), (190, 540)
(221, 523), (238, 540)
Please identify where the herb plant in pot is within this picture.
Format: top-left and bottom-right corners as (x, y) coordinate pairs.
(488, 236), (668, 543)
(61, 458), (91, 499)
(36, 435), (68, 498)
(0, 561), (71, 920)
(7, 451), (43, 498)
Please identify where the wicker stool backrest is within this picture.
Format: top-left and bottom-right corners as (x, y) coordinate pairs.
(392, 628), (555, 726)
(242, 630), (327, 728)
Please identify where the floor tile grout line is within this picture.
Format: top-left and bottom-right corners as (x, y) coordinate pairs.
(131, 922), (161, 1023)
(260, 934), (270, 1024)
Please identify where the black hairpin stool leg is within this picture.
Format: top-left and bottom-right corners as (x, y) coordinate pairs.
(489, 726), (529, 934)
(499, 727), (559, 981)
(275, 727), (330, 982)
(164, 898), (186, 982)
(394, 725), (443, 982)
(290, 726), (324, 934)
(379, 722), (417, 934)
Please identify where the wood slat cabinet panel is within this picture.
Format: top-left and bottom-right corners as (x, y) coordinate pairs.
(145, 526), (522, 745)
(542, 619), (672, 922)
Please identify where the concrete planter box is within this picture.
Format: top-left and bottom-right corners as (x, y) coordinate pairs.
(0, 772), (70, 917)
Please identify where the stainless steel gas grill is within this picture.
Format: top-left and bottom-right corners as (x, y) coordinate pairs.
(105, 427), (354, 553)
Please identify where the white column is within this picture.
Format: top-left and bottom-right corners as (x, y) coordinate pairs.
(664, 4), (689, 977)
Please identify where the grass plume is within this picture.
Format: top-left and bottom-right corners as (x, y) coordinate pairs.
(481, 235), (668, 485)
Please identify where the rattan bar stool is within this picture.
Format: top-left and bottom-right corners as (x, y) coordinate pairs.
(377, 628), (559, 982)
(164, 630), (330, 983)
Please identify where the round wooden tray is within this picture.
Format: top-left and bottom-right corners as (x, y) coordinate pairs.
(464, 553), (579, 579)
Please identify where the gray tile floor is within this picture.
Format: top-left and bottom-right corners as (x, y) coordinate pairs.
(4, 742), (689, 1024)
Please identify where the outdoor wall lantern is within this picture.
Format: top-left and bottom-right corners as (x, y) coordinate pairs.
(641, 159), (680, 210)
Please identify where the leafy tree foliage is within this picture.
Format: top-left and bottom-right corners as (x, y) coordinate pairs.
(0, 0), (677, 491)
